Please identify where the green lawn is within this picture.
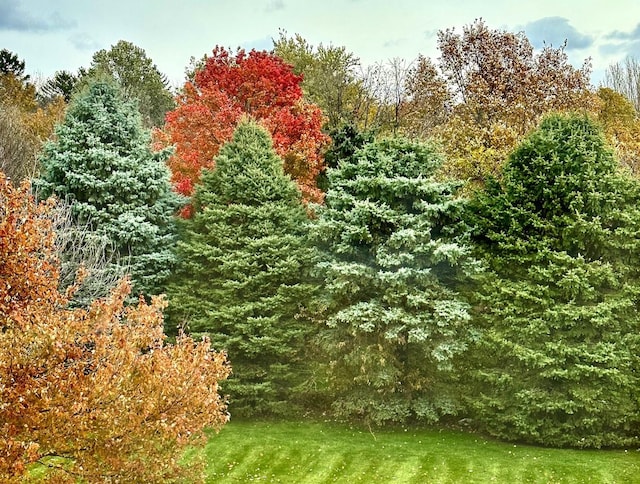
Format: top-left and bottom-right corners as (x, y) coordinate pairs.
(194, 420), (640, 483)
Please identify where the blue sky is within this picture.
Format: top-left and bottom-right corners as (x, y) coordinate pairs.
(2, 0), (640, 87)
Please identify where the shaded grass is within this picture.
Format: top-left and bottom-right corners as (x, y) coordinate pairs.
(193, 420), (640, 483)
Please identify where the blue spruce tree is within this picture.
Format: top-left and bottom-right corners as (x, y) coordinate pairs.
(313, 136), (480, 424)
(35, 79), (181, 301)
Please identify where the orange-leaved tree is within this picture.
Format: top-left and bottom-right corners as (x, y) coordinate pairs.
(0, 173), (230, 482)
(161, 47), (329, 206)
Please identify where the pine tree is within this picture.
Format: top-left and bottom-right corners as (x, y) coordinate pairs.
(35, 79), (181, 301)
(166, 119), (317, 416)
(468, 114), (640, 448)
(313, 137), (480, 424)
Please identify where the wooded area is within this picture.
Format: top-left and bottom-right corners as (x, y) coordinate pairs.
(2, 19), (640, 482)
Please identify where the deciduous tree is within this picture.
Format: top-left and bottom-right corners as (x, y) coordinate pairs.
(0, 103), (40, 182)
(404, 19), (594, 184)
(0, 63), (65, 184)
(347, 58), (415, 135)
(604, 56), (640, 113)
(0, 173), (230, 482)
(273, 31), (362, 130)
(0, 71), (38, 112)
(595, 87), (640, 175)
(87, 40), (175, 127)
(162, 46), (328, 205)
(51, 197), (125, 308)
(401, 55), (451, 139)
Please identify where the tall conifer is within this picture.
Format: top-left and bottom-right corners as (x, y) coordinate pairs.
(166, 119), (317, 416)
(313, 137), (479, 424)
(469, 114), (640, 447)
(35, 79), (180, 300)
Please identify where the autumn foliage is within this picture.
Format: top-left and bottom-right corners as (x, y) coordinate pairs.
(595, 87), (640, 174)
(161, 47), (328, 206)
(0, 73), (66, 183)
(401, 20), (595, 184)
(0, 173), (230, 482)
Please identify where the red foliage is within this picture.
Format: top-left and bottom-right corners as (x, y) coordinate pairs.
(163, 84), (241, 197)
(194, 47), (304, 114)
(163, 47), (329, 208)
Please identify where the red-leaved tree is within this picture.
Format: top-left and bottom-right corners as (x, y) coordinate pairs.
(161, 47), (329, 207)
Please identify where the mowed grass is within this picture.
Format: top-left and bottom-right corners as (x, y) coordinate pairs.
(193, 420), (640, 483)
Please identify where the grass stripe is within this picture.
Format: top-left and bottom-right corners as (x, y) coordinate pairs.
(196, 421), (640, 483)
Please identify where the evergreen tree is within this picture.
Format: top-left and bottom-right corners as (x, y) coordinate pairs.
(324, 123), (374, 171)
(39, 70), (80, 103)
(318, 122), (373, 191)
(313, 137), (479, 424)
(0, 49), (29, 82)
(166, 119), (317, 417)
(35, 79), (181, 302)
(468, 114), (640, 448)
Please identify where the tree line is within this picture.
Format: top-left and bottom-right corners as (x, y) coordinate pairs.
(2, 18), (640, 482)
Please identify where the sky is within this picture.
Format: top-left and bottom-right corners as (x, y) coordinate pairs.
(2, 0), (640, 88)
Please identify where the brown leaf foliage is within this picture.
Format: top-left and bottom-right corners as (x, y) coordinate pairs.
(401, 55), (451, 138)
(0, 74), (66, 183)
(402, 19), (595, 185)
(0, 173), (230, 482)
